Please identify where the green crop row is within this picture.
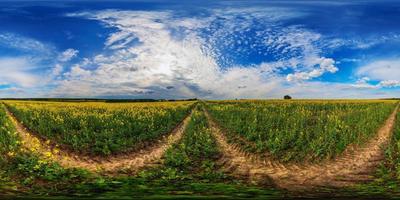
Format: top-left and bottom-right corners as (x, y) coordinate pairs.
(0, 104), (19, 162)
(0, 103), (92, 196)
(205, 100), (398, 162)
(354, 109), (400, 194)
(0, 104), (20, 193)
(140, 108), (226, 183)
(383, 110), (400, 181)
(131, 108), (282, 198)
(5, 101), (195, 156)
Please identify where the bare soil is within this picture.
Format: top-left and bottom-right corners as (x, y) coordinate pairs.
(205, 105), (399, 191)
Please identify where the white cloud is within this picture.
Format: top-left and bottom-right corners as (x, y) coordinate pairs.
(350, 59), (400, 90)
(0, 33), (55, 58)
(58, 48), (79, 62)
(356, 59), (400, 81)
(378, 80), (400, 88)
(286, 57), (338, 81)
(351, 77), (378, 89)
(351, 76), (400, 90)
(340, 58), (361, 63)
(0, 57), (40, 87)
(53, 9), (383, 99)
(52, 64), (63, 76)
(0, 33), (62, 91)
(350, 34), (400, 49)
(286, 81), (398, 99)
(58, 9), (299, 98)
(321, 34), (400, 50)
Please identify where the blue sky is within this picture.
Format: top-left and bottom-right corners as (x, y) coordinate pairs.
(0, 0), (399, 99)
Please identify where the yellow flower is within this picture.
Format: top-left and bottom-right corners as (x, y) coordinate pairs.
(44, 151), (53, 158)
(53, 148), (60, 154)
(33, 164), (41, 170)
(7, 151), (15, 157)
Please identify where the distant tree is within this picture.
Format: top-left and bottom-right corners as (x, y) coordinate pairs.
(284, 95), (292, 100)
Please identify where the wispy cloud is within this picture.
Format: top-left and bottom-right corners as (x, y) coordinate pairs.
(55, 8), (344, 99)
(351, 61), (400, 90)
(58, 48), (78, 62)
(0, 33), (61, 92)
(0, 57), (40, 87)
(356, 59), (400, 81)
(379, 80), (400, 88)
(0, 33), (55, 57)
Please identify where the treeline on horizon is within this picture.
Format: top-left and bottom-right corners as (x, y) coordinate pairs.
(0, 98), (399, 103)
(0, 98), (199, 103)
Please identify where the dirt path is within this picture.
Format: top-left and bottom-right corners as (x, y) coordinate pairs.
(5, 107), (192, 174)
(205, 105), (399, 190)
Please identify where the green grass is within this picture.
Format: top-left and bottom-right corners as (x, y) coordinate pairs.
(206, 100), (398, 162)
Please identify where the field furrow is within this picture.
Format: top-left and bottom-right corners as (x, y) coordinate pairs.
(5, 105), (193, 174)
(4, 101), (195, 156)
(205, 104), (399, 190)
(206, 100), (398, 162)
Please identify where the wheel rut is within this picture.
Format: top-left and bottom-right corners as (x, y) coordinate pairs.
(205, 105), (399, 190)
(5, 106), (192, 175)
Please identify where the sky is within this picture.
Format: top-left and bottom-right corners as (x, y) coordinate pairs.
(0, 0), (399, 99)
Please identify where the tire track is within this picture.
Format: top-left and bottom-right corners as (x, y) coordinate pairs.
(5, 106), (192, 174)
(205, 105), (399, 190)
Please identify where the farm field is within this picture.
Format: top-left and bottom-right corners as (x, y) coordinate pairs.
(205, 100), (398, 162)
(4, 101), (195, 156)
(0, 99), (399, 199)
(3, 1), (400, 199)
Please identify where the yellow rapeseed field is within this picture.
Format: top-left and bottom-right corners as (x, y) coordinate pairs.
(4, 101), (195, 155)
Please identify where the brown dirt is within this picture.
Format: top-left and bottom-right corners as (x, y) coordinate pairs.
(5, 107), (192, 175)
(205, 105), (399, 191)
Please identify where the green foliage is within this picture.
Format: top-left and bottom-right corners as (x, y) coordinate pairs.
(382, 111), (400, 181)
(0, 104), (21, 194)
(206, 100), (397, 162)
(0, 104), (20, 162)
(9, 153), (90, 184)
(350, 109), (400, 195)
(0, 102), (280, 198)
(0, 102), (95, 196)
(5, 101), (195, 156)
(141, 109), (226, 183)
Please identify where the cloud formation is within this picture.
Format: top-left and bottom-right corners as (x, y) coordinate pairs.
(0, 33), (60, 95)
(54, 8), (341, 98)
(350, 59), (400, 90)
(0, 57), (39, 87)
(0, 33), (55, 58)
(1, 6), (397, 99)
(286, 57), (338, 82)
(58, 48), (79, 62)
(356, 59), (400, 81)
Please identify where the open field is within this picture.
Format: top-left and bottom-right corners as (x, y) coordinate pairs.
(205, 100), (398, 162)
(0, 99), (400, 198)
(4, 101), (195, 155)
